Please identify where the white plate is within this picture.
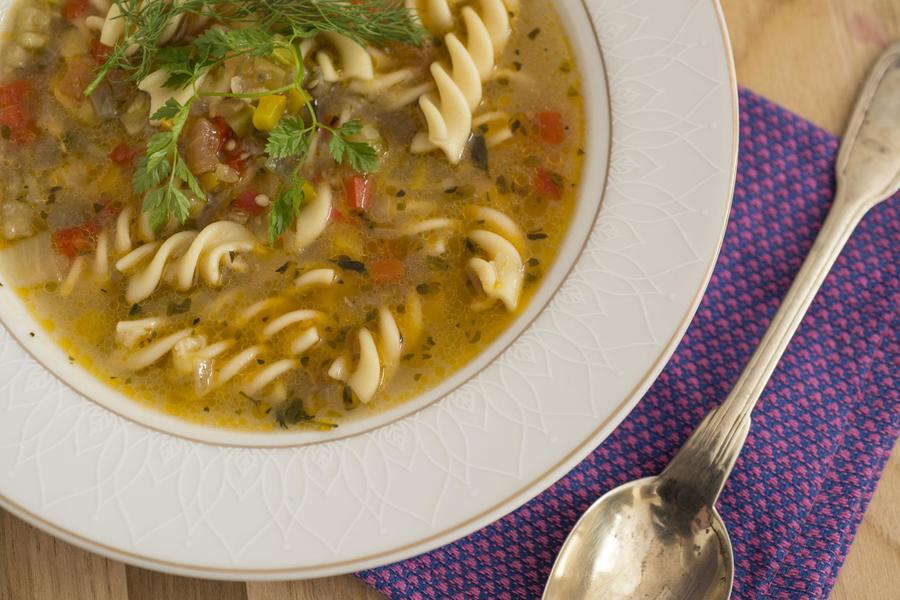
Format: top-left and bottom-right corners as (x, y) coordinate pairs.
(0, 0), (736, 579)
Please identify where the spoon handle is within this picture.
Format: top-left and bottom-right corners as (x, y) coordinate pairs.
(661, 43), (900, 504)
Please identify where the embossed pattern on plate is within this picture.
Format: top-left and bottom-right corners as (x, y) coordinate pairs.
(0, 0), (736, 578)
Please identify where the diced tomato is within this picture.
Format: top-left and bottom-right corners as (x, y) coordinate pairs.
(62, 0), (89, 21)
(534, 167), (563, 200)
(535, 111), (565, 145)
(52, 227), (95, 260)
(0, 80), (29, 106)
(89, 38), (112, 63)
(329, 206), (350, 223)
(109, 143), (140, 169)
(231, 188), (265, 215)
(89, 202), (120, 229)
(0, 80), (35, 143)
(370, 258), (406, 283)
(210, 117), (238, 155)
(225, 157), (250, 175)
(344, 176), (373, 211)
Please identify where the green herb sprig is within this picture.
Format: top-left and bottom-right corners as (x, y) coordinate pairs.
(101, 0), (420, 239)
(133, 97), (203, 231)
(86, 0), (425, 94)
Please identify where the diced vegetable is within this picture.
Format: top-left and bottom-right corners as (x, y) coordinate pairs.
(211, 117), (236, 152)
(52, 226), (96, 259)
(253, 95), (287, 131)
(199, 172), (220, 192)
(330, 206), (350, 223)
(222, 108), (253, 138)
(535, 111), (565, 144)
(62, 0), (89, 21)
(0, 233), (63, 287)
(344, 175), (373, 211)
(286, 88), (311, 114)
(89, 37), (112, 63)
(534, 167), (562, 199)
(109, 143), (140, 169)
(232, 188), (266, 215)
(370, 258), (405, 283)
(0, 80), (36, 143)
(56, 57), (96, 100)
(185, 118), (221, 175)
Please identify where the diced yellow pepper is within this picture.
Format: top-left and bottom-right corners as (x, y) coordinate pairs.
(286, 88), (311, 114)
(301, 180), (316, 200)
(331, 228), (363, 258)
(97, 166), (125, 195)
(199, 172), (219, 192)
(252, 95), (287, 132)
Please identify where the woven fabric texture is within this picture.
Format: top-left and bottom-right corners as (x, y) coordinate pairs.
(359, 89), (900, 600)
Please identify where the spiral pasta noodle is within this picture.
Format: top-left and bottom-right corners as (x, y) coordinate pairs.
(58, 205), (156, 297)
(286, 182), (333, 252)
(411, 0), (517, 163)
(465, 205), (525, 311)
(312, 32), (376, 83)
(115, 220), (258, 304)
(115, 267), (340, 399)
(328, 295), (422, 404)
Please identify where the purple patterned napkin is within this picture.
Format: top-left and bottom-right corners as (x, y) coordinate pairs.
(358, 89), (900, 599)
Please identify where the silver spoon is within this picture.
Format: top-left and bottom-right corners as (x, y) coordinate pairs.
(543, 42), (900, 600)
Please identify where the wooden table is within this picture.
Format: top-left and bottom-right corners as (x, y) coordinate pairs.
(2, 1), (899, 598)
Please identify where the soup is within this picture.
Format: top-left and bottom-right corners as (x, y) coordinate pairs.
(0, 0), (584, 431)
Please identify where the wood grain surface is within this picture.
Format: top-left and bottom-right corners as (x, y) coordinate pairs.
(1, 1), (898, 598)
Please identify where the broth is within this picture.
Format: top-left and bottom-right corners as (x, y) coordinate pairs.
(0, 0), (584, 431)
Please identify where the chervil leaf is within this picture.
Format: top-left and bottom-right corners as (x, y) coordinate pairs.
(328, 121), (378, 173)
(174, 160), (205, 200)
(336, 120), (362, 136)
(268, 176), (305, 243)
(132, 152), (171, 194)
(150, 98), (182, 122)
(342, 139), (378, 173)
(142, 186), (170, 233)
(265, 116), (312, 160)
(169, 187), (191, 224)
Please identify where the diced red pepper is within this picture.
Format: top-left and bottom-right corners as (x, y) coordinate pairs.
(535, 111), (565, 145)
(52, 227), (96, 260)
(534, 167), (562, 200)
(0, 80), (36, 143)
(231, 188), (266, 215)
(370, 258), (406, 283)
(62, 0), (89, 21)
(109, 143), (140, 169)
(344, 176), (373, 212)
(89, 38), (112, 64)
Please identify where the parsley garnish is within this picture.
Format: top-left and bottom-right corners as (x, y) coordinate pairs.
(133, 98), (202, 232)
(328, 121), (379, 173)
(268, 175), (306, 243)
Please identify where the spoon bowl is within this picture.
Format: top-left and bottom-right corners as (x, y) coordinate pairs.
(543, 477), (732, 600)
